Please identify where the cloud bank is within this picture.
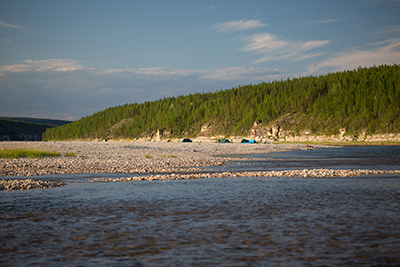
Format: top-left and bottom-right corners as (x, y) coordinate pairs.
(0, 59), (284, 120)
(0, 59), (87, 75)
(1, 37), (399, 120)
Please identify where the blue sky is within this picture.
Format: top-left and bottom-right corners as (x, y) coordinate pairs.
(1, 0), (400, 120)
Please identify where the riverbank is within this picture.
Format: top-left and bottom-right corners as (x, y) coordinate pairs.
(1, 141), (399, 190)
(0, 141), (314, 177)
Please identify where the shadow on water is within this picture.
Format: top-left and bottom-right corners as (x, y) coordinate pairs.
(1, 146), (400, 266)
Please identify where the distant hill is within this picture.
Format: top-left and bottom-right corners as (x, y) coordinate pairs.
(0, 117), (72, 126)
(0, 118), (72, 141)
(43, 64), (400, 141)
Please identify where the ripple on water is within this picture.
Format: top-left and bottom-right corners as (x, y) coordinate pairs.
(1, 176), (400, 266)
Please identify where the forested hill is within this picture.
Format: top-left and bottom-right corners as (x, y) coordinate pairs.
(0, 118), (71, 141)
(0, 117), (72, 126)
(43, 64), (400, 141)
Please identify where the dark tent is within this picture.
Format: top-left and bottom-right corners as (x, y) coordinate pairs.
(241, 139), (250, 143)
(181, 138), (192, 142)
(219, 138), (230, 143)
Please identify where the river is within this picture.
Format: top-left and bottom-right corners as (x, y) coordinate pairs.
(1, 146), (400, 266)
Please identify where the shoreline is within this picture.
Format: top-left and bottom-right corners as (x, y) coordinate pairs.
(0, 141), (316, 177)
(1, 141), (399, 190)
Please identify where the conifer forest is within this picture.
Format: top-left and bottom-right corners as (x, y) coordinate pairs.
(43, 64), (400, 140)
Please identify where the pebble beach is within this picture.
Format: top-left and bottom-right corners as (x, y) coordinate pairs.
(1, 141), (399, 190)
(0, 141), (309, 177)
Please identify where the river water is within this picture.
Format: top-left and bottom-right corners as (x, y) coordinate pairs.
(1, 146), (400, 266)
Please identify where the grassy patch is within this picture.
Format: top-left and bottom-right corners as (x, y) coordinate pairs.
(144, 154), (152, 158)
(167, 155), (177, 158)
(0, 149), (61, 159)
(65, 152), (75, 157)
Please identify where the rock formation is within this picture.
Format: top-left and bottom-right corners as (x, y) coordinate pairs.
(250, 120), (262, 137)
(271, 124), (281, 137)
(156, 129), (164, 141)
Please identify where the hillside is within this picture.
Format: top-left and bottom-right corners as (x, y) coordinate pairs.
(43, 65), (400, 142)
(0, 117), (72, 127)
(0, 118), (71, 141)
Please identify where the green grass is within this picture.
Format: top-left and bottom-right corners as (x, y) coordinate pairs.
(167, 155), (177, 158)
(144, 154), (152, 158)
(0, 149), (61, 159)
(65, 152), (75, 157)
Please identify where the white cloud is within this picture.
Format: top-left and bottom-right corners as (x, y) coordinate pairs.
(373, 25), (400, 35)
(0, 59), (283, 82)
(242, 33), (287, 53)
(308, 18), (342, 24)
(307, 38), (400, 73)
(207, 4), (218, 10)
(0, 59), (288, 119)
(0, 59), (88, 75)
(242, 33), (330, 63)
(298, 40), (331, 51)
(295, 53), (325, 62)
(128, 67), (206, 77)
(211, 20), (267, 33)
(197, 66), (283, 81)
(0, 20), (26, 30)
(101, 66), (284, 81)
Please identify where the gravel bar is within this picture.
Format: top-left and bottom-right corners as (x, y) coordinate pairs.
(0, 179), (66, 190)
(91, 169), (400, 183)
(0, 141), (310, 177)
(2, 141), (398, 190)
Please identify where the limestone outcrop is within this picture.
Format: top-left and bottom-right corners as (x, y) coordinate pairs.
(250, 120), (262, 137)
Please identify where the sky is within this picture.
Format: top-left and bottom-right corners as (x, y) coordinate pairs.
(1, 0), (400, 121)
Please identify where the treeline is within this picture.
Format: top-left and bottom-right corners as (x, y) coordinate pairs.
(0, 120), (54, 141)
(0, 117), (72, 126)
(43, 64), (400, 140)
(0, 118), (71, 141)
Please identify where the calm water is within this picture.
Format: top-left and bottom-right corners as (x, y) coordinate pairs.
(1, 146), (400, 266)
(221, 145), (400, 172)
